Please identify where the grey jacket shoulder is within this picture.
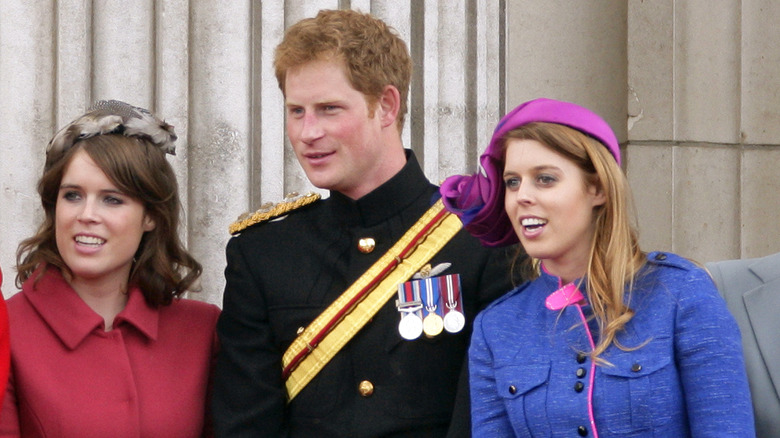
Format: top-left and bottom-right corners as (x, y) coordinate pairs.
(707, 252), (780, 292)
(706, 252), (780, 438)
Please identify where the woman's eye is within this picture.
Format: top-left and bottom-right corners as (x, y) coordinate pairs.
(504, 178), (520, 190)
(104, 196), (124, 205)
(537, 175), (556, 185)
(62, 191), (81, 201)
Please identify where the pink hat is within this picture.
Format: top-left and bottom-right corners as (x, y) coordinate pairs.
(439, 98), (620, 247)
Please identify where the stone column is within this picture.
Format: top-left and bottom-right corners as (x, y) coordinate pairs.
(505, 0), (628, 142)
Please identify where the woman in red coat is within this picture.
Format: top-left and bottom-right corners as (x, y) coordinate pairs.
(0, 101), (219, 437)
(0, 267), (9, 413)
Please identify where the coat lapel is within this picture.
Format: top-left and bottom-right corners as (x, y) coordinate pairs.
(743, 253), (780, 400)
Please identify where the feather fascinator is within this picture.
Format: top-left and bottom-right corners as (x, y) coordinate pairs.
(439, 98), (620, 247)
(46, 100), (177, 165)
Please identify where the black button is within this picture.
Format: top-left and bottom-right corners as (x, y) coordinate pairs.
(654, 253), (667, 261)
(574, 381), (584, 392)
(576, 353), (587, 363)
(631, 363), (642, 372)
(578, 425), (588, 436)
(508, 385), (517, 395)
(576, 367), (586, 378)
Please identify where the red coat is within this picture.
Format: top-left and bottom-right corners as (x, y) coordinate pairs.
(0, 268), (9, 417)
(0, 267), (219, 438)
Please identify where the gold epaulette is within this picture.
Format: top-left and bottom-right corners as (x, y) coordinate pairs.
(229, 192), (321, 235)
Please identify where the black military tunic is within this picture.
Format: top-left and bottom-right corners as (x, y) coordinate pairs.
(213, 152), (521, 437)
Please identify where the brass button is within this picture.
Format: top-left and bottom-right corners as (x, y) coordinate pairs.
(508, 385), (517, 395)
(358, 238), (376, 253)
(358, 380), (374, 397)
(631, 362), (642, 372)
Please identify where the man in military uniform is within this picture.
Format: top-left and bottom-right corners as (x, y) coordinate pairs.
(213, 9), (521, 437)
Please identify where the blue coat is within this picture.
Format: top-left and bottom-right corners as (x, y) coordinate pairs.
(470, 252), (755, 437)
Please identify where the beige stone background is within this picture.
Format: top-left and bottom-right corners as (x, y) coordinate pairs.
(1, 0), (778, 304)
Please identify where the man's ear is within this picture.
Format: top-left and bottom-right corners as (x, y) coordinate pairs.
(377, 85), (401, 128)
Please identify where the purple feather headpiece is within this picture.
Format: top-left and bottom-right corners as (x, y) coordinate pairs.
(439, 98), (620, 247)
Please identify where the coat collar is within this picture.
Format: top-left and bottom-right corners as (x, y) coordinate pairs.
(23, 267), (160, 350)
(328, 150), (434, 228)
(748, 251), (780, 284)
(743, 253), (780, 400)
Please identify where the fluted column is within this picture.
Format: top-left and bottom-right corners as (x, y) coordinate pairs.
(187, 0), (252, 304)
(0, 2), (55, 286)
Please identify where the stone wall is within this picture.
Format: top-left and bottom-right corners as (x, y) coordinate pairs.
(1, 0), (777, 303)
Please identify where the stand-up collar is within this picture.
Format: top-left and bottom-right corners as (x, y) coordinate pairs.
(536, 266), (588, 309)
(22, 266), (160, 350)
(328, 150), (434, 227)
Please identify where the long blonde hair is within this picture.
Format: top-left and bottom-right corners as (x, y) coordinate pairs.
(503, 122), (646, 360)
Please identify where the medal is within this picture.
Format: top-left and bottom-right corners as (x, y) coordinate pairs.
(397, 281), (424, 340)
(423, 313), (444, 337)
(399, 313), (424, 340)
(441, 274), (465, 333)
(421, 278), (444, 337)
(443, 310), (465, 333)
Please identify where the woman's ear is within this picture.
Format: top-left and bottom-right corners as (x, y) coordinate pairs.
(143, 215), (156, 232)
(589, 183), (607, 208)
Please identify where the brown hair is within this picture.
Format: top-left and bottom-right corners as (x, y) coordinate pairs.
(274, 9), (412, 131)
(16, 134), (201, 307)
(502, 122), (646, 360)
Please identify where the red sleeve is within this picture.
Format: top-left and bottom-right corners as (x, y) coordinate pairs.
(0, 267), (9, 412)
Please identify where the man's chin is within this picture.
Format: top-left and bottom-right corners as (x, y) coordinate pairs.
(304, 174), (333, 189)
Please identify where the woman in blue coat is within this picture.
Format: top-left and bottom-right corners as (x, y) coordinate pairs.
(440, 98), (754, 437)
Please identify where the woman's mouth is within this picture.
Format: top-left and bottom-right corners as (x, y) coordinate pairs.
(521, 217), (548, 231)
(75, 235), (106, 247)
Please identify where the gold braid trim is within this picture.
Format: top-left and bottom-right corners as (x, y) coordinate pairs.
(228, 192), (321, 235)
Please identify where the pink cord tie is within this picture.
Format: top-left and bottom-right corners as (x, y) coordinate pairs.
(545, 283), (584, 310)
(543, 279), (600, 437)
